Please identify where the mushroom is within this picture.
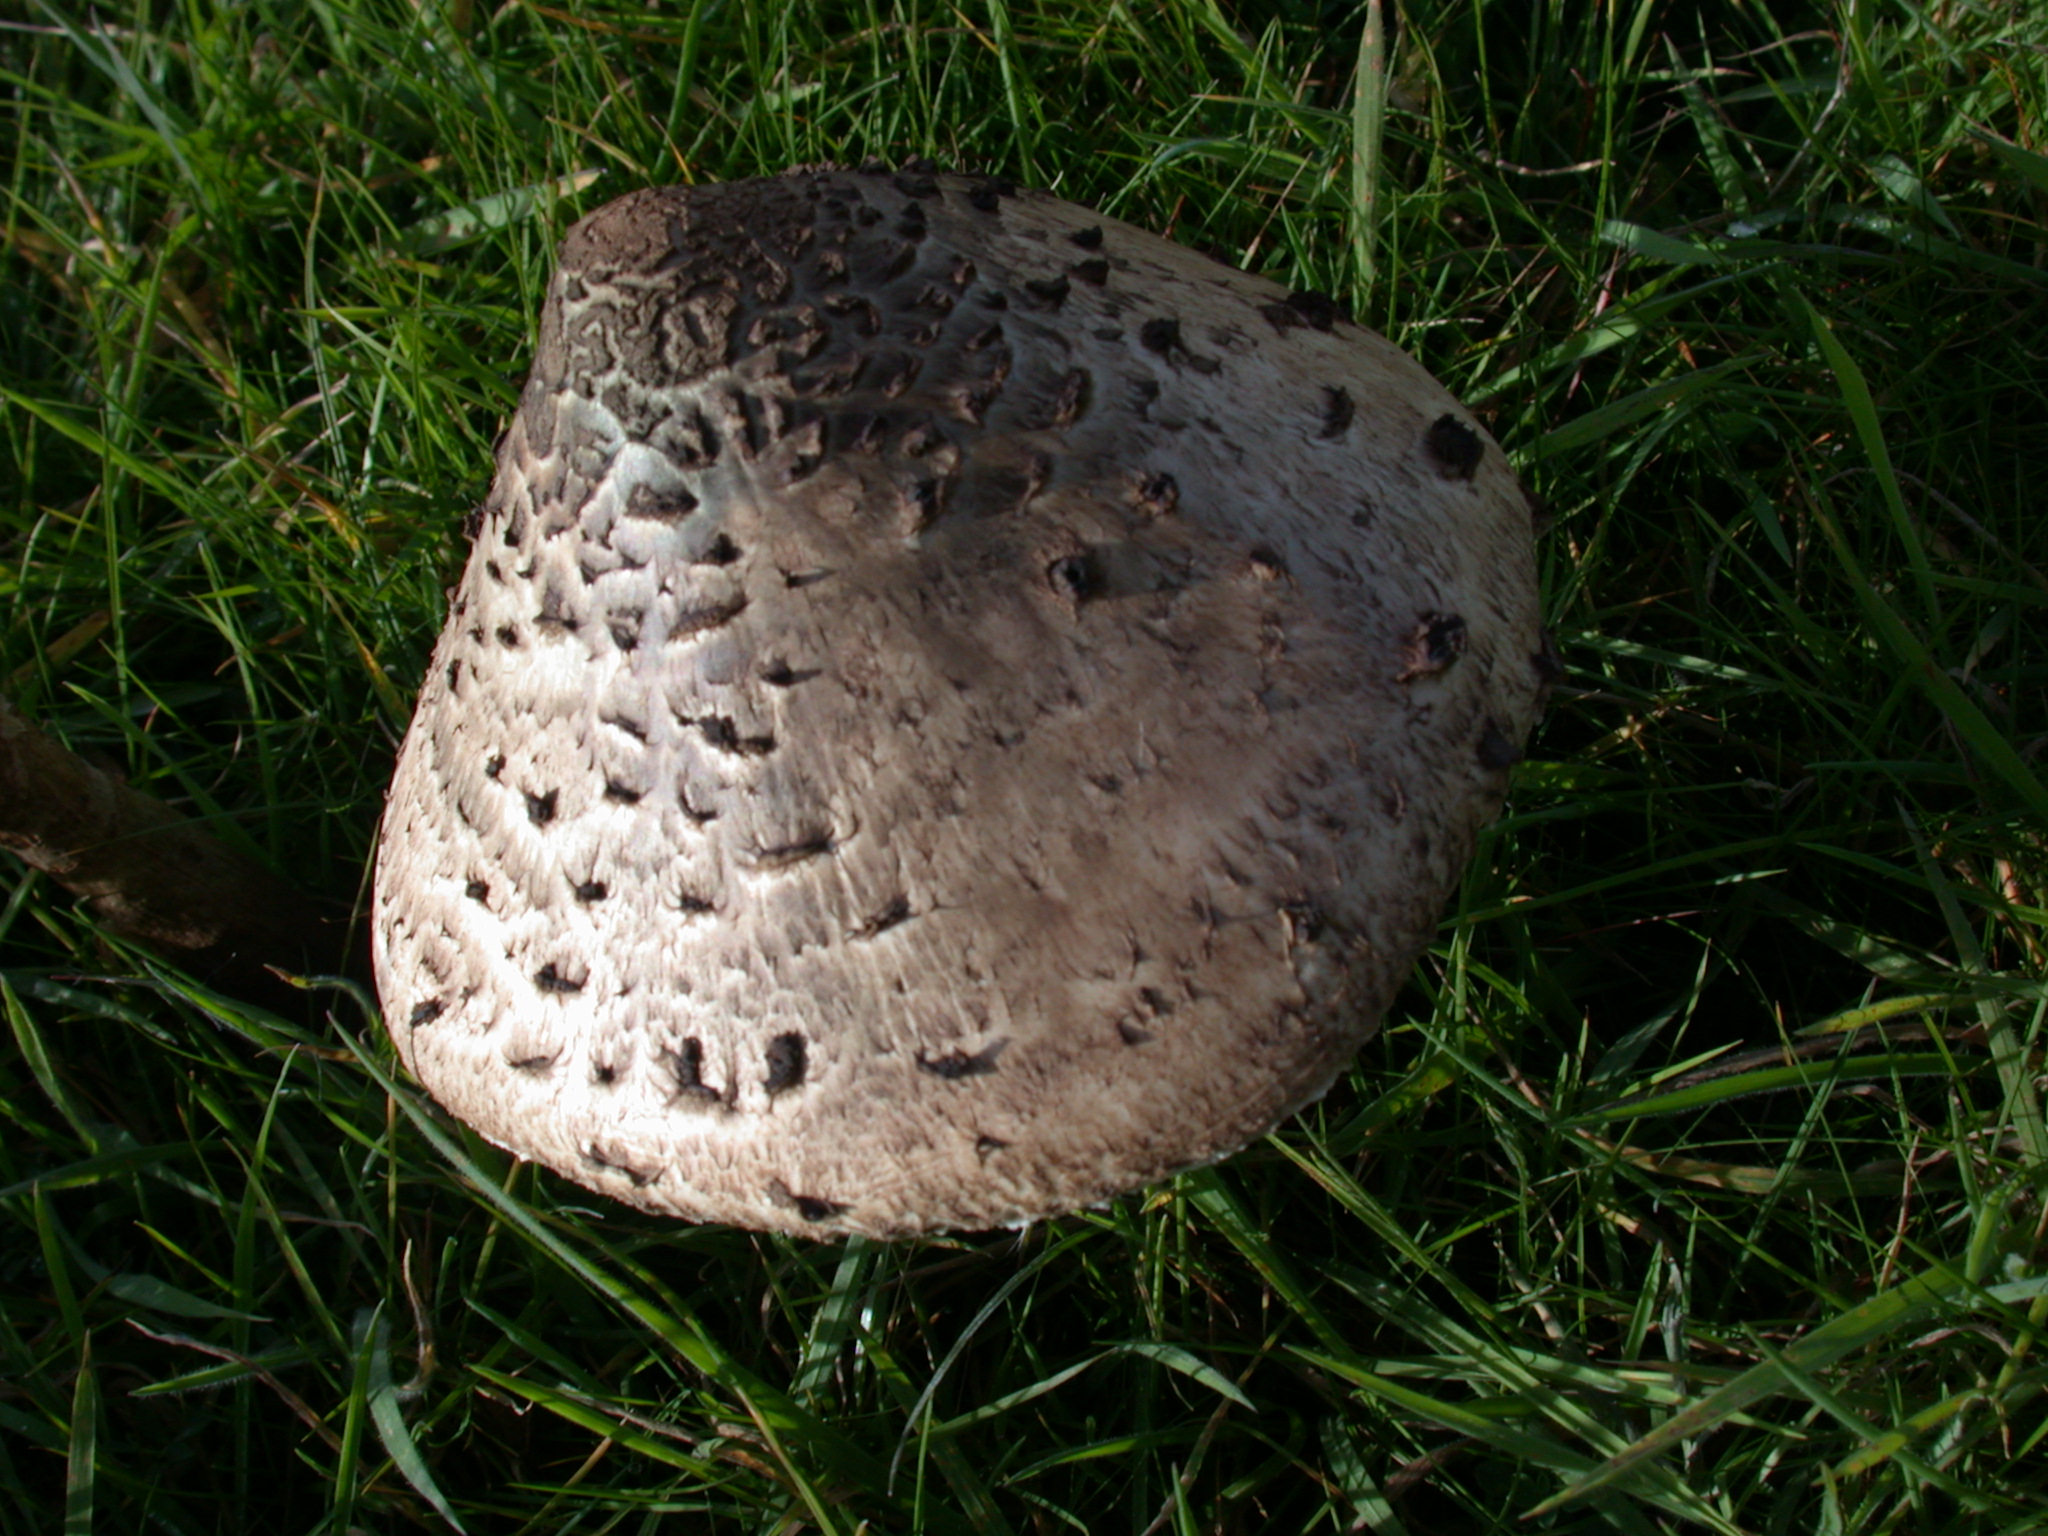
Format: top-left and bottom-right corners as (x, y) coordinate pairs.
(372, 166), (1546, 1238)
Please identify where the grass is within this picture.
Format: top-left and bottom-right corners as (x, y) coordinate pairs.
(3, 0), (2046, 1530)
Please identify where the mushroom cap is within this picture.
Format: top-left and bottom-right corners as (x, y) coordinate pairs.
(373, 168), (1545, 1238)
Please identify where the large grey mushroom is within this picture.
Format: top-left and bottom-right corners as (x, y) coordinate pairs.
(372, 166), (1546, 1238)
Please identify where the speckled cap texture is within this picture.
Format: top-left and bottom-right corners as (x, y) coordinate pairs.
(372, 167), (1548, 1238)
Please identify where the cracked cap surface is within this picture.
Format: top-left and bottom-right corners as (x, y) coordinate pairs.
(372, 167), (1547, 1238)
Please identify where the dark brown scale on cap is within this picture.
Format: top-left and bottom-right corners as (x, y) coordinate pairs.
(1400, 612), (1468, 679)
(1136, 316), (1219, 374)
(875, 241), (918, 281)
(1261, 288), (1343, 333)
(1134, 470), (1179, 517)
(1046, 369), (1092, 429)
(1023, 275), (1071, 309)
(374, 168), (1544, 1239)
(967, 178), (1016, 212)
(1426, 414), (1485, 479)
(1138, 317), (1184, 356)
(1476, 723), (1524, 769)
(1318, 386), (1355, 440)
(1045, 550), (1104, 603)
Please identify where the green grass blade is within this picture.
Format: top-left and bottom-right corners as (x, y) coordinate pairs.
(1571, 1053), (1972, 1124)
(364, 1305), (469, 1533)
(1349, 0), (1387, 304)
(1804, 494), (2048, 826)
(1528, 1264), (2048, 1518)
(62, 1337), (97, 1536)
(1801, 295), (1937, 622)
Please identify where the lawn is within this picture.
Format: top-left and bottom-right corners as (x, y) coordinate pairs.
(4, 0), (2047, 1531)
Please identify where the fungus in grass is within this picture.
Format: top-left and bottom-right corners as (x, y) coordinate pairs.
(372, 168), (1547, 1238)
